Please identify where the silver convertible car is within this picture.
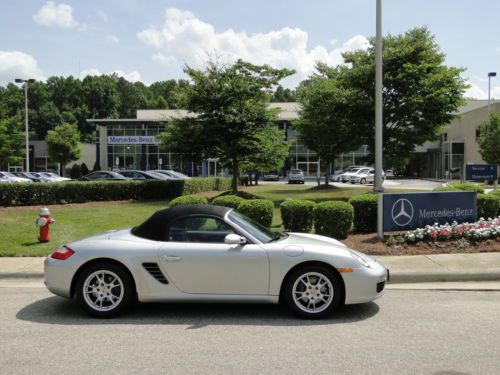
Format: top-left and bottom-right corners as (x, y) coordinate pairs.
(45, 205), (388, 319)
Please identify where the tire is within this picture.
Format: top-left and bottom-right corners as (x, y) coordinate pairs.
(360, 178), (366, 184)
(75, 261), (134, 318)
(282, 265), (342, 319)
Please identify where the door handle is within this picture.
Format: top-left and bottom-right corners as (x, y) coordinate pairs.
(163, 255), (181, 262)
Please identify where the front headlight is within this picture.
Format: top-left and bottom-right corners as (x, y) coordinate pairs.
(350, 251), (371, 267)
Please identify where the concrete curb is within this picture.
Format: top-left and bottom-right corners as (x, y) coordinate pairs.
(0, 272), (44, 280)
(389, 269), (500, 283)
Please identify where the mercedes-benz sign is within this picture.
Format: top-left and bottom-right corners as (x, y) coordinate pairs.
(383, 192), (476, 232)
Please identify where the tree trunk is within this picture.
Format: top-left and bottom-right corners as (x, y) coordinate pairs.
(231, 157), (239, 192)
(254, 170), (260, 185)
(324, 159), (333, 186)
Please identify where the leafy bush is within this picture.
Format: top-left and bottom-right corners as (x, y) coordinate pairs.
(491, 190), (500, 199)
(69, 164), (81, 179)
(80, 162), (90, 176)
(313, 201), (353, 239)
(0, 177), (231, 206)
(432, 186), (460, 192)
(477, 194), (500, 219)
(348, 194), (378, 233)
(280, 199), (316, 232)
(169, 195), (209, 207)
(448, 182), (484, 194)
(237, 199), (274, 228)
(212, 195), (244, 209)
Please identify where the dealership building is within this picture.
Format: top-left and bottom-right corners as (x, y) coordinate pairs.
(85, 100), (498, 178)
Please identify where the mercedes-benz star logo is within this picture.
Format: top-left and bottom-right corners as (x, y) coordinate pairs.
(391, 198), (414, 226)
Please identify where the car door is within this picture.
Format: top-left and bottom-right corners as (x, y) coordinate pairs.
(158, 215), (269, 295)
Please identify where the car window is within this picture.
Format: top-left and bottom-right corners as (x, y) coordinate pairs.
(167, 216), (236, 243)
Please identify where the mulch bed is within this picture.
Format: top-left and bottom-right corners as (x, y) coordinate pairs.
(342, 233), (500, 256)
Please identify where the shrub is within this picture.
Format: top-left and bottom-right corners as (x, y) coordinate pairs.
(80, 162), (90, 176)
(280, 199), (316, 232)
(448, 182), (485, 194)
(348, 194), (378, 233)
(237, 199), (274, 228)
(0, 177), (231, 206)
(477, 194), (500, 219)
(169, 195), (208, 207)
(491, 190), (500, 199)
(69, 164), (81, 179)
(313, 201), (354, 239)
(433, 186), (460, 192)
(212, 195), (244, 209)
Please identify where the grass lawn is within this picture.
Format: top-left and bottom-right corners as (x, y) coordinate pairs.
(0, 201), (171, 257)
(0, 183), (426, 257)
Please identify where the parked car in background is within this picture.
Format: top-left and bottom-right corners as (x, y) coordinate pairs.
(119, 170), (168, 180)
(349, 168), (373, 184)
(330, 169), (346, 182)
(263, 171), (280, 181)
(14, 171), (51, 182)
(0, 171), (32, 183)
(288, 169), (305, 184)
(339, 167), (363, 183)
(153, 170), (191, 179)
(79, 171), (129, 181)
(39, 172), (71, 182)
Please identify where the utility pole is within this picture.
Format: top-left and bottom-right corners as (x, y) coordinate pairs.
(375, 0), (384, 240)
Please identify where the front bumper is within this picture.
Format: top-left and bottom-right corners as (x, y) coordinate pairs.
(44, 253), (85, 298)
(343, 260), (388, 304)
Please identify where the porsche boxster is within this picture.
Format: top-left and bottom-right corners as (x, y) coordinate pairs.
(44, 205), (388, 318)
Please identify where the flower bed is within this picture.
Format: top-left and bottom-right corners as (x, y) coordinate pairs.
(402, 217), (500, 244)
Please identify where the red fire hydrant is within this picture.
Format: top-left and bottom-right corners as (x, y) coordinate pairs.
(36, 207), (55, 242)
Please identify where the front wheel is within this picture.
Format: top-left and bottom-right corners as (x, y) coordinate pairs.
(360, 178), (366, 184)
(283, 265), (342, 319)
(75, 262), (134, 317)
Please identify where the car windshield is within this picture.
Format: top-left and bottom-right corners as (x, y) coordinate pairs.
(357, 168), (370, 174)
(170, 171), (189, 178)
(48, 173), (61, 178)
(3, 172), (16, 177)
(228, 211), (279, 243)
(290, 169), (302, 174)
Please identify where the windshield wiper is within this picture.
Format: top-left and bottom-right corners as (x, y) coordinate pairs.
(268, 232), (287, 243)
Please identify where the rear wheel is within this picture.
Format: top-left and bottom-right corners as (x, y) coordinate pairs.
(283, 265), (342, 319)
(75, 262), (134, 317)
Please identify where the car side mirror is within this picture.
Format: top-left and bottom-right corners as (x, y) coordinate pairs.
(225, 234), (247, 245)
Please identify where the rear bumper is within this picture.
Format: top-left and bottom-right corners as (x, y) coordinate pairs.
(343, 260), (388, 304)
(44, 254), (85, 298)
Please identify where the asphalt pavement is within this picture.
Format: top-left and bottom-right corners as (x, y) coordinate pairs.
(261, 178), (443, 190)
(1, 286), (499, 374)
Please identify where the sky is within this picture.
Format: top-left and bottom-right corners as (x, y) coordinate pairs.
(1, 0), (499, 98)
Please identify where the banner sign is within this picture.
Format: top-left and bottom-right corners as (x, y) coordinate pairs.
(107, 136), (158, 145)
(465, 164), (497, 181)
(383, 192), (476, 232)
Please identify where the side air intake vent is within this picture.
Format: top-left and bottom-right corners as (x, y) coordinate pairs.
(142, 263), (168, 284)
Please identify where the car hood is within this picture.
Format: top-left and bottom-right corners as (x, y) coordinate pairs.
(280, 232), (347, 249)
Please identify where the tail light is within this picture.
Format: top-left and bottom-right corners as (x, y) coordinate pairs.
(50, 246), (74, 260)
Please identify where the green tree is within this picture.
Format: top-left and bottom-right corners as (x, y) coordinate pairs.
(271, 85), (296, 102)
(241, 126), (289, 184)
(31, 102), (64, 138)
(160, 59), (293, 192)
(294, 73), (365, 185)
(82, 75), (121, 119)
(478, 112), (500, 165)
(46, 123), (81, 176)
(323, 27), (468, 164)
(0, 115), (25, 168)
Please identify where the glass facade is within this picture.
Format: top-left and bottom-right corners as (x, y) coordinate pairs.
(105, 123), (197, 174)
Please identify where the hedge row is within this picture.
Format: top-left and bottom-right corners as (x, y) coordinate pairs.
(0, 177), (231, 206)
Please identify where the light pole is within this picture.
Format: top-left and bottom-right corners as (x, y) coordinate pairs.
(15, 78), (35, 172)
(375, 0), (384, 239)
(488, 72), (496, 115)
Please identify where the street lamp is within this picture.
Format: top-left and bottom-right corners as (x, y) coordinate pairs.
(14, 78), (35, 172)
(375, 0), (384, 239)
(487, 72), (496, 115)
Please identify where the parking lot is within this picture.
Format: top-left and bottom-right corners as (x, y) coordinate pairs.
(261, 178), (442, 191)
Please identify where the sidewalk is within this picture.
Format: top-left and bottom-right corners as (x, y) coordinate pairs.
(1, 253), (500, 283)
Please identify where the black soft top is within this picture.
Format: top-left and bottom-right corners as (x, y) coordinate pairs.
(132, 205), (231, 241)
